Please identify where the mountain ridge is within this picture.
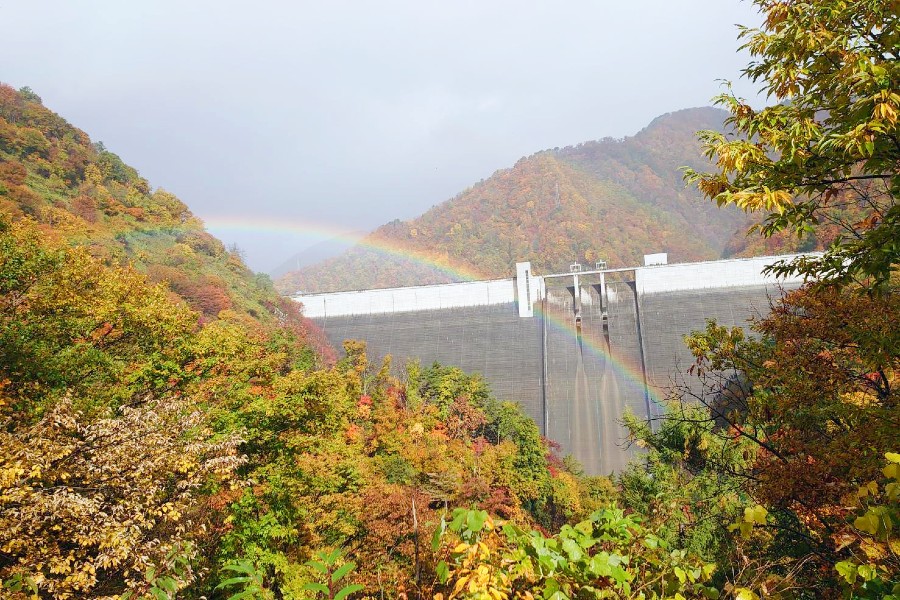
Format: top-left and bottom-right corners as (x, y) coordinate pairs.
(277, 107), (747, 293)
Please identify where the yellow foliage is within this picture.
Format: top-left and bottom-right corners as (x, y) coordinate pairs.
(0, 397), (244, 598)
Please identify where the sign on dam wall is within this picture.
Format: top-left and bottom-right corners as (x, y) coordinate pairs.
(294, 255), (810, 475)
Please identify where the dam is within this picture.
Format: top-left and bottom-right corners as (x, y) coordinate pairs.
(294, 255), (808, 474)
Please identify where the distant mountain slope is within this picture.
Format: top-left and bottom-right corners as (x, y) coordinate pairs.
(277, 107), (746, 293)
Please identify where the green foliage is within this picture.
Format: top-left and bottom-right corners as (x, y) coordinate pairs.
(435, 507), (720, 599)
(619, 402), (749, 567)
(420, 363), (492, 417)
(0, 217), (198, 419)
(209, 354), (589, 596)
(216, 560), (275, 600)
(302, 548), (363, 600)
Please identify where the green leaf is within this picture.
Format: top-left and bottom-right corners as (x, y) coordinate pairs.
(431, 516), (446, 552)
(306, 560), (328, 575)
(561, 537), (582, 561)
(157, 576), (177, 593)
(217, 576), (252, 589)
(150, 588), (170, 600)
(610, 565), (628, 585)
(590, 552), (611, 577)
(854, 511), (880, 535)
(835, 561), (858, 584)
(886, 482), (900, 501)
(334, 583), (363, 600)
(466, 510), (487, 533)
(449, 509), (467, 532)
(543, 578), (560, 600)
(857, 564), (877, 581)
(303, 582), (331, 596)
(702, 587), (721, 599)
(222, 561), (256, 576)
(436, 560), (449, 584)
(574, 520), (593, 536)
(227, 591), (262, 600)
(332, 562), (355, 583)
(674, 566), (687, 584)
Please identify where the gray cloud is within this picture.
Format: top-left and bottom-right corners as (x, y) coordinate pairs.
(1, 0), (763, 271)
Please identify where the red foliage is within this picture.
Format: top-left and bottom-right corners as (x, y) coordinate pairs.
(7, 184), (42, 216)
(544, 436), (566, 477)
(0, 160), (27, 185)
(71, 194), (97, 223)
(190, 283), (232, 317)
(147, 265), (233, 318)
(260, 296), (336, 365)
(445, 396), (487, 440)
(125, 206), (146, 220)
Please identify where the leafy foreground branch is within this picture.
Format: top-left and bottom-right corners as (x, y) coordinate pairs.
(684, 0), (899, 289)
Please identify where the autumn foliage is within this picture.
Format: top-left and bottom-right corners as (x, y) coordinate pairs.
(1, 0), (899, 594)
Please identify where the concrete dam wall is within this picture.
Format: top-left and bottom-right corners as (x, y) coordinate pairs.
(295, 255), (807, 475)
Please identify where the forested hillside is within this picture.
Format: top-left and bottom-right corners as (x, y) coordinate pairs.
(0, 85), (314, 330)
(278, 107), (748, 293)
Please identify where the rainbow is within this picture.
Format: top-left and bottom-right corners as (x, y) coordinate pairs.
(122, 213), (663, 408)
(532, 297), (662, 409)
(204, 215), (664, 408)
(203, 214), (490, 283)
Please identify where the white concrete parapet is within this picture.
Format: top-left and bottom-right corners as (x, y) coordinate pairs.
(295, 278), (517, 318)
(294, 254), (818, 318)
(635, 254), (813, 296)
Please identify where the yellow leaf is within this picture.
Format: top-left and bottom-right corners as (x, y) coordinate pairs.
(854, 512), (880, 535)
(744, 505), (768, 525)
(859, 539), (887, 561)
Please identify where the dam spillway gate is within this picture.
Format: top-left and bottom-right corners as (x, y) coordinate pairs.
(294, 255), (808, 475)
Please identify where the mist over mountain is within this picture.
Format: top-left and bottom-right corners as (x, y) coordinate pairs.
(269, 232), (366, 282)
(277, 107), (748, 293)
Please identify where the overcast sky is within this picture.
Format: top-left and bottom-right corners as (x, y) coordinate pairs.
(1, 0), (763, 272)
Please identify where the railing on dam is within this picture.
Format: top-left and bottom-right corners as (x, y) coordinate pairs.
(293, 254), (812, 475)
